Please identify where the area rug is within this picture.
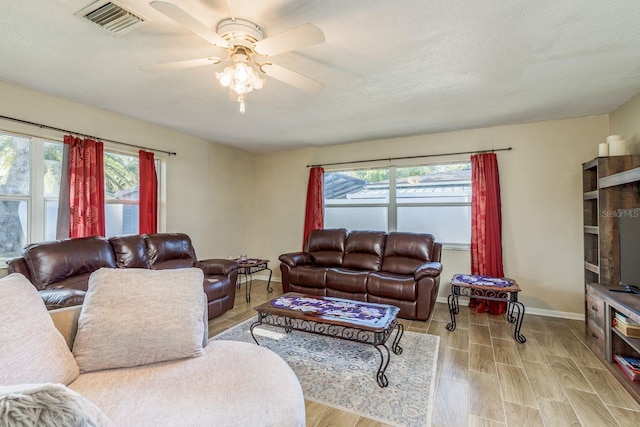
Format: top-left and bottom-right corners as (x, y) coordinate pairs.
(212, 316), (439, 427)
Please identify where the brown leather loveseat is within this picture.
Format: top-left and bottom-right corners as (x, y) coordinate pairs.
(6, 233), (239, 320)
(279, 229), (443, 320)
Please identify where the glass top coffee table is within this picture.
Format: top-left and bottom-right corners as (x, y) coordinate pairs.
(251, 293), (404, 387)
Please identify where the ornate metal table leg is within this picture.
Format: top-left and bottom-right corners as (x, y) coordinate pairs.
(507, 299), (517, 323)
(250, 314), (264, 345)
(391, 322), (404, 355)
(374, 343), (391, 388)
(509, 301), (526, 343)
(446, 292), (459, 331)
(246, 270), (252, 302)
(265, 267), (273, 293)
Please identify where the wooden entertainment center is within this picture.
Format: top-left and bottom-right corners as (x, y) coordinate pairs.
(582, 155), (640, 402)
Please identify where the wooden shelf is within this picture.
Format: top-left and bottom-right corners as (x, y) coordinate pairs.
(587, 283), (640, 404)
(584, 226), (599, 235)
(600, 166), (640, 189)
(613, 327), (640, 352)
(583, 158), (598, 170)
(583, 157), (640, 403)
(584, 262), (599, 274)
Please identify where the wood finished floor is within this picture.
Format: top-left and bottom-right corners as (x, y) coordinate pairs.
(208, 281), (640, 427)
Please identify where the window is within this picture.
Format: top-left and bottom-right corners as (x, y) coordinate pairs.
(104, 151), (141, 237)
(0, 129), (162, 261)
(324, 162), (471, 248)
(0, 133), (32, 259)
(43, 141), (63, 241)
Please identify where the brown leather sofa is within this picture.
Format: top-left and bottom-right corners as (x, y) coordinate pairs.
(279, 229), (443, 321)
(6, 233), (239, 320)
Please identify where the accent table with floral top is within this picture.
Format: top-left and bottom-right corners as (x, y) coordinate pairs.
(235, 258), (273, 302)
(447, 274), (526, 343)
(251, 293), (404, 388)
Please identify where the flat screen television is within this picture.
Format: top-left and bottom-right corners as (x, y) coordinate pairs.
(618, 208), (640, 294)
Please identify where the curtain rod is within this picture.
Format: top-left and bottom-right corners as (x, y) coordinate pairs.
(307, 147), (512, 168)
(0, 115), (177, 156)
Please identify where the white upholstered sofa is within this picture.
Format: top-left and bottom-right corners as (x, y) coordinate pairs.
(0, 270), (305, 426)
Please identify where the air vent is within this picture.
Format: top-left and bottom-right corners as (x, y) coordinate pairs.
(75, 1), (149, 35)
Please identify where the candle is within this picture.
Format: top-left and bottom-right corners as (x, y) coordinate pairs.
(609, 138), (627, 156)
(599, 143), (609, 157)
(607, 135), (623, 144)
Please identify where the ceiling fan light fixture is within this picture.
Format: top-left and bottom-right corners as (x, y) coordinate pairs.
(147, 3), (325, 113)
(215, 61), (264, 94)
(215, 52), (265, 112)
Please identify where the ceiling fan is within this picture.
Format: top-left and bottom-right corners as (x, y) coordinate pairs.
(142, 0), (325, 113)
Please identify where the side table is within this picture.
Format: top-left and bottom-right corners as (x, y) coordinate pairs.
(446, 274), (526, 343)
(236, 258), (273, 302)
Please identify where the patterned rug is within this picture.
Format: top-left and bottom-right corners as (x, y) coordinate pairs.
(212, 316), (439, 427)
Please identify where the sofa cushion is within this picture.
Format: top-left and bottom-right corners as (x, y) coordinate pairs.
(72, 268), (206, 373)
(307, 228), (347, 267)
(145, 233), (197, 269)
(326, 268), (369, 294)
(289, 265), (328, 288)
(109, 234), (150, 269)
(40, 288), (87, 310)
(342, 230), (386, 271)
(0, 273), (80, 386)
(380, 232), (435, 275)
(367, 272), (418, 301)
(22, 236), (117, 290)
(0, 383), (114, 426)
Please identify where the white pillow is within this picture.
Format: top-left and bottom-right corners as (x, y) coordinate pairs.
(0, 383), (114, 426)
(72, 268), (206, 373)
(0, 273), (80, 386)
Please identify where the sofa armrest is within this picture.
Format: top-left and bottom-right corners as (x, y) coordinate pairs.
(40, 289), (86, 310)
(6, 257), (32, 281)
(278, 252), (312, 267)
(414, 262), (443, 280)
(198, 258), (239, 276)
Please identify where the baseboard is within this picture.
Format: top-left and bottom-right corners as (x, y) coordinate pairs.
(435, 296), (584, 320)
(244, 274), (281, 283)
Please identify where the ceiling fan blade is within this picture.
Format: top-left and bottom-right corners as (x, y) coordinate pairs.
(140, 57), (222, 72)
(150, 1), (231, 49)
(261, 63), (324, 93)
(253, 23), (325, 57)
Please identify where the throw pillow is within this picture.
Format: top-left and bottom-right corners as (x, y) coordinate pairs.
(72, 268), (206, 373)
(0, 383), (113, 426)
(0, 273), (80, 386)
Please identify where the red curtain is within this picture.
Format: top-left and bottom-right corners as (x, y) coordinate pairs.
(65, 135), (105, 238)
(469, 153), (506, 315)
(302, 167), (324, 249)
(139, 150), (158, 234)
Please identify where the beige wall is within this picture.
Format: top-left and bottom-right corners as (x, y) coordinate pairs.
(0, 81), (254, 264)
(1, 79), (619, 316)
(610, 92), (640, 154)
(252, 116), (610, 316)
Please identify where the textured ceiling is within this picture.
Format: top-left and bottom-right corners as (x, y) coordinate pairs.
(1, 0), (640, 153)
